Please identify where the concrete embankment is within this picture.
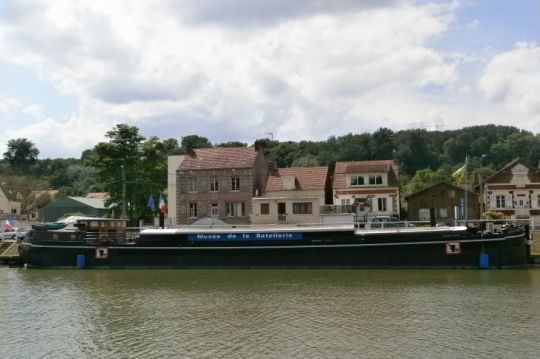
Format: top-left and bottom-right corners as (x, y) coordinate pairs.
(0, 241), (21, 266)
(530, 232), (540, 265)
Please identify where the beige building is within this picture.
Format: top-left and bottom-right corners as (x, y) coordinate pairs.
(332, 160), (400, 220)
(0, 187), (20, 216)
(252, 166), (330, 224)
(167, 155), (185, 226)
(480, 158), (540, 219)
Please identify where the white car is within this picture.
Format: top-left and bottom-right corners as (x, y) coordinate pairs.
(0, 228), (27, 241)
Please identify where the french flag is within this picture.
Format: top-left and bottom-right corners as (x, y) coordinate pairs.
(159, 193), (167, 215)
(4, 218), (15, 231)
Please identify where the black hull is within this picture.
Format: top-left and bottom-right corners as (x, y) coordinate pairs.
(19, 231), (529, 269)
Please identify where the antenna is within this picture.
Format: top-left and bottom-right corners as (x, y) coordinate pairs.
(434, 118), (445, 131)
(264, 132), (274, 141)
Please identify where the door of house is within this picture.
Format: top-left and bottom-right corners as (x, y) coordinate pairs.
(210, 203), (219, 217)
(278, 202), (286, 222)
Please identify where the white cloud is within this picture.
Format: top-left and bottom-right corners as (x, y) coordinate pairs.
(2, 117), (109, 159)
(1, 0), (536, 157)
(478, 43), (540, 114)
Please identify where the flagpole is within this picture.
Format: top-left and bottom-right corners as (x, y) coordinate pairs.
(121, 165), (127, 220)
(464, 155), (468, 223)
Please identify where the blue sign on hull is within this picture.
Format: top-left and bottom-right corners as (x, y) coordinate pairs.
(189, 232), (303, 241)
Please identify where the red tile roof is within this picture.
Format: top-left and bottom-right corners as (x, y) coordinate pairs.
(333, 160), (395, 188)
(265, 166), (328, 192)
(180, 147), (259, 170)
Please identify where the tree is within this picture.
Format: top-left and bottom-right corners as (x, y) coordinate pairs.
(291, 154), (320, 167)
(216, 141), (247, 148)
(3, 138), (39, 171)
(161, 138), (182, 155)
(85, 124), (168, 223)
(402, 169), (451, 197)
(181, 135), (212, 153)
(370, 127), (395, 160)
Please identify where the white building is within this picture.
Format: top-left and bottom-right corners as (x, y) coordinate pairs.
(332, 160), (400, 220)
(480, 158), (540, 219)
(252, 166), (330, 224)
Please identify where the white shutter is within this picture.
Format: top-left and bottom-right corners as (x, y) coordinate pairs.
(506, 194), (513, 208)
(489, 195), (495, 209)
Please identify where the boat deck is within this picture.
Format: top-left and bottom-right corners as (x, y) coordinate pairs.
(142, 223), (356, 235)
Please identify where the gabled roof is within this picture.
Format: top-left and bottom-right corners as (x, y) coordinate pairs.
(405, 182), (476, 200)
(69, 197), (107, 209)
(180, 147), (259, 170)
(483, 158), (540, 184)
(333, 160), (396, 188)
(265, 166), (328, 192)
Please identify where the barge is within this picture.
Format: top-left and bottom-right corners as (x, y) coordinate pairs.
(18, 218), (531, 269)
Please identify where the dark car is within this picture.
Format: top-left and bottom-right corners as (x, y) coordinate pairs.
(370, 216), (415, 228)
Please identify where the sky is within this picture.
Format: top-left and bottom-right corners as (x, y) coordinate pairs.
(0, 0), (539, 158)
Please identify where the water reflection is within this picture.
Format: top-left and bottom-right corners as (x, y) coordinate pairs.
(1, 268), (539, 358)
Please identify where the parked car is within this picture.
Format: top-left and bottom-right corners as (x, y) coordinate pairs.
(0, 228), (27, 241)
(370, 216), (415, 228)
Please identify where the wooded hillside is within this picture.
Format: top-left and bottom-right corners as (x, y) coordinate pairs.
(2, 124), (538, 217)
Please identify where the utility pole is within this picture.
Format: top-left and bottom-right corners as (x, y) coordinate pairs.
(265, 132), (274, 141)
(121, 165), (127, 219)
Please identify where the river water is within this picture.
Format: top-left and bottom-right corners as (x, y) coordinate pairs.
(1, 267), (539, 358)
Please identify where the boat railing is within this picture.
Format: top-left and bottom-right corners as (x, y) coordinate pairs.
(355, 220), (430, 230)
(353, 218), (532, 233)
(84, 231), (136, 245)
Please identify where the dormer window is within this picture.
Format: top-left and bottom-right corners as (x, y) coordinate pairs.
(351, 176), (364, 186)
(369, 175), (383, 185)
(283, 176), (296, 190)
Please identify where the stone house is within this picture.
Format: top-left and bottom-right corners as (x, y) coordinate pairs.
(479, 158), (540, 219)
(332, 160), (400, 221)
(405, 182), (478, 222)
(176, 147), (268, 225)
(252, 166), (331, 224)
